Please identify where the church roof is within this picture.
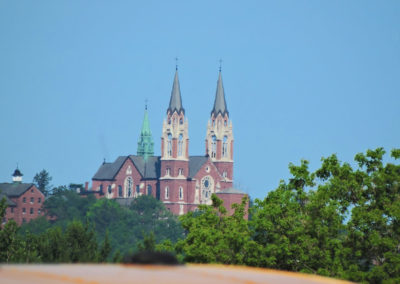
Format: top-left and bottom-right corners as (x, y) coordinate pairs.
(211, 71), (229, 117)
(188, 156), (209, 178)
(217, 187), (246, 194)
(0, 182), (35, 198)
(167, 70), (185, 114)
(129, 156), (160, 179)
(92, 156), (128, 181)
(92, 156), (161, 181)
(92, 155), (211, 181)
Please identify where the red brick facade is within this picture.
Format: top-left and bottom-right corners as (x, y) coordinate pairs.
(1, 183), (45, 226)
(90, 70), (248, 217)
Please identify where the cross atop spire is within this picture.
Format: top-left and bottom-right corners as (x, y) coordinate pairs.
(167, 70), (185, 114)
(211, 71), (229, 117)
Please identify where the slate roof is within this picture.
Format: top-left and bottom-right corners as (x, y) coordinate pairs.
(0, 182), (35, 197)
(188, 156), (208, 178)
(0, 193), (16, 206)
(217, 187), (246, 194)
(167, 70), (185, 114)
(93, 155), (210, 181)
(129, 155), (160, 179)
(211, 71), (229, 117)
(92, 156), (128, 181)
(92, 156), (161, 181)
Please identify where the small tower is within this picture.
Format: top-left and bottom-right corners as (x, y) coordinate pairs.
(12, 167), (23, 183)
(137, 104), (154, 161)
(161, 69), (189, 161)
(206, 71), (234, 185)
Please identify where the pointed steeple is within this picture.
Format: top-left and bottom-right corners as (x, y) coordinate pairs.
(168, 70), (185, 114)
(211, 71), (229, 117)
(137, 105), (154, 160)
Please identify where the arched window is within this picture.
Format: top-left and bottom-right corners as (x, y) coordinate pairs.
(223, 171), (227, 178)
(180, 118), (183, 125)
(165, 187), (169, 199)
(224, 120), (227, 126)
(118, 185), (123, 197)
(211, 136), (217, 158)
(179, 187), (183, 200)
(147, 185), (152, 196)
(222, 136), (228, 157)
(99, 184), (103, 192)
(178, 134), (183, 156)
(107, 185), (112, 194)
(125, 177), (133, 197)
(167, 133), (172, 157)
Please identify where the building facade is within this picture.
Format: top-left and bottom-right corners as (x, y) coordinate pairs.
(92, 70), (247, 216)
(0, 169), (45, 225)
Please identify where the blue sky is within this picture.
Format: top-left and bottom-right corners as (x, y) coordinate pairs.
(0, 1), (399, 199)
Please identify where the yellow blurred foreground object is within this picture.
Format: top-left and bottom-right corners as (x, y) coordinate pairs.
(0, 264), (353, 284)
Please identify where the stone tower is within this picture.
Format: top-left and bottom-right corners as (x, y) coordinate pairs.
(205, 71), (234, 186)
(160, 69), (189, 214)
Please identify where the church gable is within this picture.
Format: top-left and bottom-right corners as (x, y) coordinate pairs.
(191, 158), (224, 205)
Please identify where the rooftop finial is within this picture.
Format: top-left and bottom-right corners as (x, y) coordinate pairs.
(219, 59), (223, 72)
(175, 57), (178, 71)
(145, 99), (148, 110)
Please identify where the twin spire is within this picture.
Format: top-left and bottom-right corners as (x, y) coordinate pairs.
(137, 68), (229, 159)
(167, 69), (229, 117)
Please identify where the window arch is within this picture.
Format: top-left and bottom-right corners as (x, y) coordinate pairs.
(178, 134), (183, 156)
(118, 185), (123, 197)
(211, 135), (217, 158)
(167, 133), (172, 157)
(107, 185), (112, 195)
(147, 185), (152, 196)
(165, 187), (169, 199)
(179, 187), (183, 200)
(222, 136), (228, 157)
(125, 177), (133, 198)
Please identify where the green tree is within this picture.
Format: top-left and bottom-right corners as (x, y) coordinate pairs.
(251, 148), (400, 282)
(176, 194), (254, 265)
(33, 169), (53, 196)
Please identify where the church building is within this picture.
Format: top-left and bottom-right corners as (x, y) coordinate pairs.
(91, 69), (247, 216)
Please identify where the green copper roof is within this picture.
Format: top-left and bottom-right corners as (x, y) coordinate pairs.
(137, 107), (154, 160)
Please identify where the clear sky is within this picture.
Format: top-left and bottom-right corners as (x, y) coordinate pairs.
(1, 1), (399, 199)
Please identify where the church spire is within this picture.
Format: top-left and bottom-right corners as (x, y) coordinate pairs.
(211, 71), (229, 117)
(137, 105), (154, 160)
(167, 70), (185, 115)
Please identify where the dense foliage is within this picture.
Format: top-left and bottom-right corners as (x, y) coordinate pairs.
(162, 148), (400, 283)
(2, 148), (399, 283)
(1, 186), (183, 262)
